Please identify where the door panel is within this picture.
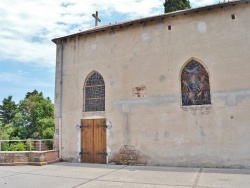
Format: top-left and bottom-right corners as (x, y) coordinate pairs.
(81, 119), (94, 163)
(94, 119), (106, 164)
(81, 119), (106, 164)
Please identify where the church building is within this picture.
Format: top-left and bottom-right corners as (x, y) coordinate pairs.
(52, 0), (250, 167)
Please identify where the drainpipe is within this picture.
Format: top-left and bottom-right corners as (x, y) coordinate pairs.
(59, 42), (63, 159)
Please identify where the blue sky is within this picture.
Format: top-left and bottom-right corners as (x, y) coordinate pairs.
(0, 0), (220, 103)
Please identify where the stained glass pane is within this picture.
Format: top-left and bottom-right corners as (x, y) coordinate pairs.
(86, 86), (105, 99)
(86, 72), (105, 86)
(181, 60), (211, 106)
(85, 99), (105, 111)
(84, 72), (105, 111)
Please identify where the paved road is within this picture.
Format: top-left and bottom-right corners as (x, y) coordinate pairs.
(0, 162), (250, 188)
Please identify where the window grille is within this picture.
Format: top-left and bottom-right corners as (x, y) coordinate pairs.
(84, 72), (105, 111)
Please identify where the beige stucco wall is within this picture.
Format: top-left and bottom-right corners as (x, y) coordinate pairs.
(54, 3), (250, 167)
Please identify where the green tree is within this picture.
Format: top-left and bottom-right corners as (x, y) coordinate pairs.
(0, 123), (14, 140)
(164, 0), (191, 13)
(11, 112), (28, 138)
(0, 123), (14, 151)
(0, 96), (17, 126)
(17, 90), (54, 139)
(0, 90), (54, 151)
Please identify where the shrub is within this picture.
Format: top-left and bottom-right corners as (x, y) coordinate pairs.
(45, 140), (53, 150)
(1, 142), (9, 151)
(8, 142), (26, 151)
(25, 139), (34, 151)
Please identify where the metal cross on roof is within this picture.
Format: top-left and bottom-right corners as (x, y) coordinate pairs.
(92, 11), (101, 26)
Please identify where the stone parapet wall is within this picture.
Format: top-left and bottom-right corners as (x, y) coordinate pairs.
(0, 150), (59, 165)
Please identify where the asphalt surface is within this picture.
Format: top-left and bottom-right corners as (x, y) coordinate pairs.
(0, 162), (250, 188)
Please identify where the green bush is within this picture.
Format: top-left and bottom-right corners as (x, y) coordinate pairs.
(8, 142), (26, 151)
(25, 139), (34, 151)
(1, 142), (9, 151)
(45, 140), (53, 150)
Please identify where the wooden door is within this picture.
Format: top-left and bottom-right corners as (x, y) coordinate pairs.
(81, 119), (106, 164)
(81, 119), (93, 163)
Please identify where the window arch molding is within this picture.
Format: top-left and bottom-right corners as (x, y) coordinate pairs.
(180, 57), (211, 106)
(83, 70), (105, 112)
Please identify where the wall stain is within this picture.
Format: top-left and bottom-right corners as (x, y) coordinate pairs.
(109, 130), (114, 139)
(214, 89), (250, 106)
(122, 65), (128, 70)
(109, 30), (115, 36)
(113, 89), (250, 112)
(157, 21), (164, 29)
(159, 75), (166, 82)
(123, 113), (130, 145)
(110, 81), (115, 86)
(154, 132), (159, 142)
(199, 126), (205, 136)
(164, 131), (170, 138)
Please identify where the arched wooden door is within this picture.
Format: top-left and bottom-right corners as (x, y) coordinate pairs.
(80, 119), (107, 164)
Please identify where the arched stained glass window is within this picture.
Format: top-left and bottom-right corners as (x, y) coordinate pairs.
(181, 60), (211, 106)
(84, 72), (105, 111)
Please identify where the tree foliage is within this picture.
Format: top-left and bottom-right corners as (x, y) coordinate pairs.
(0, 90), (54, 140)
(0, 123), (14, 140)
(0, 96), (17, 126)
(17, 90), (54, 138)
(164, 0), (191, 13)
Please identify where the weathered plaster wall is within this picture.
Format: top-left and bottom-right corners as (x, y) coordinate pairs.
(54, 3), (250, 167)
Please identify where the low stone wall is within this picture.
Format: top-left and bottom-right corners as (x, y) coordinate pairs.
(0, 150), (59, 165)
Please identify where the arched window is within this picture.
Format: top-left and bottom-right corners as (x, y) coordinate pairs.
(181, 60), (211, 106)
(84, 72), (105, 111)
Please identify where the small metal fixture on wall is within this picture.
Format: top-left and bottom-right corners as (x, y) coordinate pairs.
(76, 120), (112, 130)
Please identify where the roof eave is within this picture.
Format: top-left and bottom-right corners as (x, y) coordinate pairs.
(52, 0), (249, 44)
